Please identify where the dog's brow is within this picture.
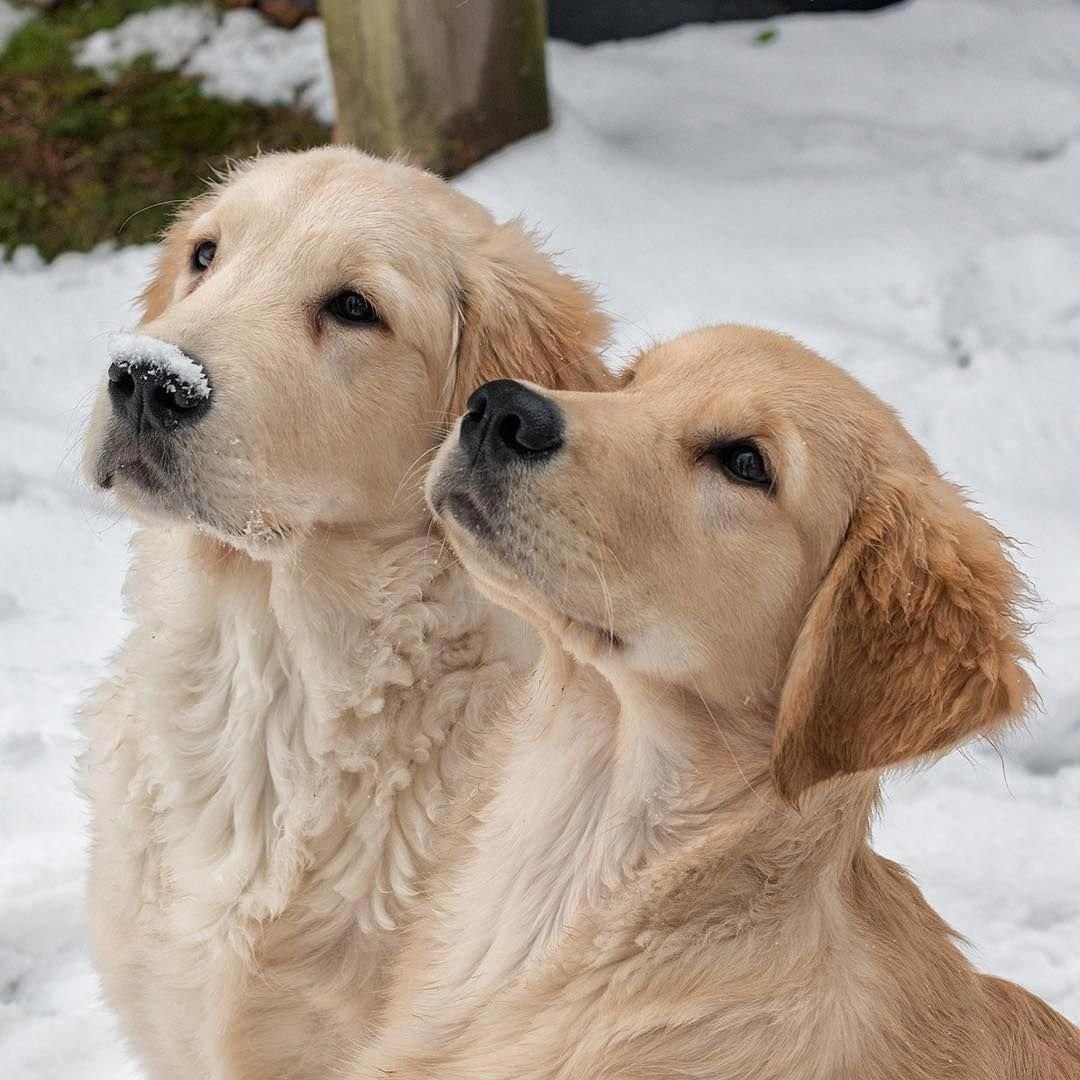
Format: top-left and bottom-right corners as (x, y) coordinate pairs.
(684, 429), (761, 454)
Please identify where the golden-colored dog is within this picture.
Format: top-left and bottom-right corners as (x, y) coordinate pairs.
(78, 147), (609, 1080)
(358, 326), (1080, 1079)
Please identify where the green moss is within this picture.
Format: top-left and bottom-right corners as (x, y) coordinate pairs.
(0, 1), (329, 260)
(3, 17), (70, 72)
(16, 0), (170, 46)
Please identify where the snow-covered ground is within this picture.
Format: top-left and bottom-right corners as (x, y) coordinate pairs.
(2, 1), (1079, 1076)
(76, 3), (335, 124)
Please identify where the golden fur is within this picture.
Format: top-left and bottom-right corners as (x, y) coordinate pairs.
(78, 147), (610, 1080)
(355, 326), (1080, 1079)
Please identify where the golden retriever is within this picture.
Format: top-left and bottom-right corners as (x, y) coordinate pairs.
(78, 146), (609, 1080)
(356, 326), (1080, 1079)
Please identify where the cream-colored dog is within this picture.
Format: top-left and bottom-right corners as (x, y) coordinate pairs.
(358, 326), (1080, 1079)
(78, 147), (608, 1080)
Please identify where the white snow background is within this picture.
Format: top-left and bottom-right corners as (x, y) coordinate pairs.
(2, 1), (1079, 1076)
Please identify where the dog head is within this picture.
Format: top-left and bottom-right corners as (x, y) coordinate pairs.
(85, 147), (609, 555)
(428, 325), (1033, 799)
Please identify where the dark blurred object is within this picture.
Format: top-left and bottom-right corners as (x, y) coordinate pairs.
(324, 0), (548, 178)
(549, 0), (902, 43)
(218, 0), (318, 28)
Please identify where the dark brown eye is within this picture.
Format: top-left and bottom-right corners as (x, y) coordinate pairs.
(708, 440), (772, 490)
(327, 291), (380, 326)
(192, 240), (216, 271)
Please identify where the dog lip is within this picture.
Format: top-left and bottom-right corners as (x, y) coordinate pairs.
(96, 443), (167, 493)
(105, 459), (163, 493)
(442, 491), (496, 542)
(436, 485), (624, 650)
(573, 620), (623, 649)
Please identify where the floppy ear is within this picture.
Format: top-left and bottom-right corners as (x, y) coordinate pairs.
(451, 219), (612, 412)
(771, 469), (1034, 804)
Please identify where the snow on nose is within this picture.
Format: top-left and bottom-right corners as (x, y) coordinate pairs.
(106, 332), (211, 402)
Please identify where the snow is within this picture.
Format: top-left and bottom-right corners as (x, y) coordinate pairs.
(184, 10), (334, 125)
(76, 3), (218, 73)
(0, 0), (30, 52)
(76, 4), (336, 125)
(107, 332), (211, 401)
(2, 1), (1079, 1076)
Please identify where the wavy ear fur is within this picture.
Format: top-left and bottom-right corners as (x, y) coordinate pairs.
(771, 469), (1034, 804)
(451, 219), (612, 413)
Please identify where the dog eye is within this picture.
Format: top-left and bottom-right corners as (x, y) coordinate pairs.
(327, 291), (381, 326)
(707, 440), (772, 490)
(192, 240), (216, 271)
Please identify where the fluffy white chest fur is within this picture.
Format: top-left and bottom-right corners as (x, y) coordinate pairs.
(79, 526), (527, 1080)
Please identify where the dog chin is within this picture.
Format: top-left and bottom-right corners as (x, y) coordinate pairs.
(94, 455), (216, 538)
(100, 469), (195, 529)
(436, 510), (623, 661)
(440, 491), (497, 543)
(206, 517), (297, 559)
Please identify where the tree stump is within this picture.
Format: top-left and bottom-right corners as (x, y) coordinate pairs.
(322, 0), (549, 177)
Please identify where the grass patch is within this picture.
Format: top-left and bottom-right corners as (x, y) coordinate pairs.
(0, 0), (329, 260)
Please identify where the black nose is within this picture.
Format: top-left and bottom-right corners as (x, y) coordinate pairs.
(108, 359), (210, 433)
(459, 379), (564, 466)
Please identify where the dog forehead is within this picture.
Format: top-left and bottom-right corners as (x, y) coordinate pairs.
(208, 169), (422, 241)
(625, 343), (791, 437)
(182, 162), (459, 306)
(630, 327), (899, 455)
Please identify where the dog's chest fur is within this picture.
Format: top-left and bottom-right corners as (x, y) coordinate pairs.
(366, 658), (735, 1065)
(79, 528), (521, 1078)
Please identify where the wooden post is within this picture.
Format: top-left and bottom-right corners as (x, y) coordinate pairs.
(322, 0), (550, 177)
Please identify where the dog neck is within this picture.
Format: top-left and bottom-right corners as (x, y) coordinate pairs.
(384, 642), (992, 1080)
(416, 640), (777, 1000)
(413, 636), (885, 1019)
(575, 647), (883, 932)
(158, 522), (529, 716)
(581, 663), (1030, 1080)
(604, 662), (880, 912)
(102, 519), (529, 941)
